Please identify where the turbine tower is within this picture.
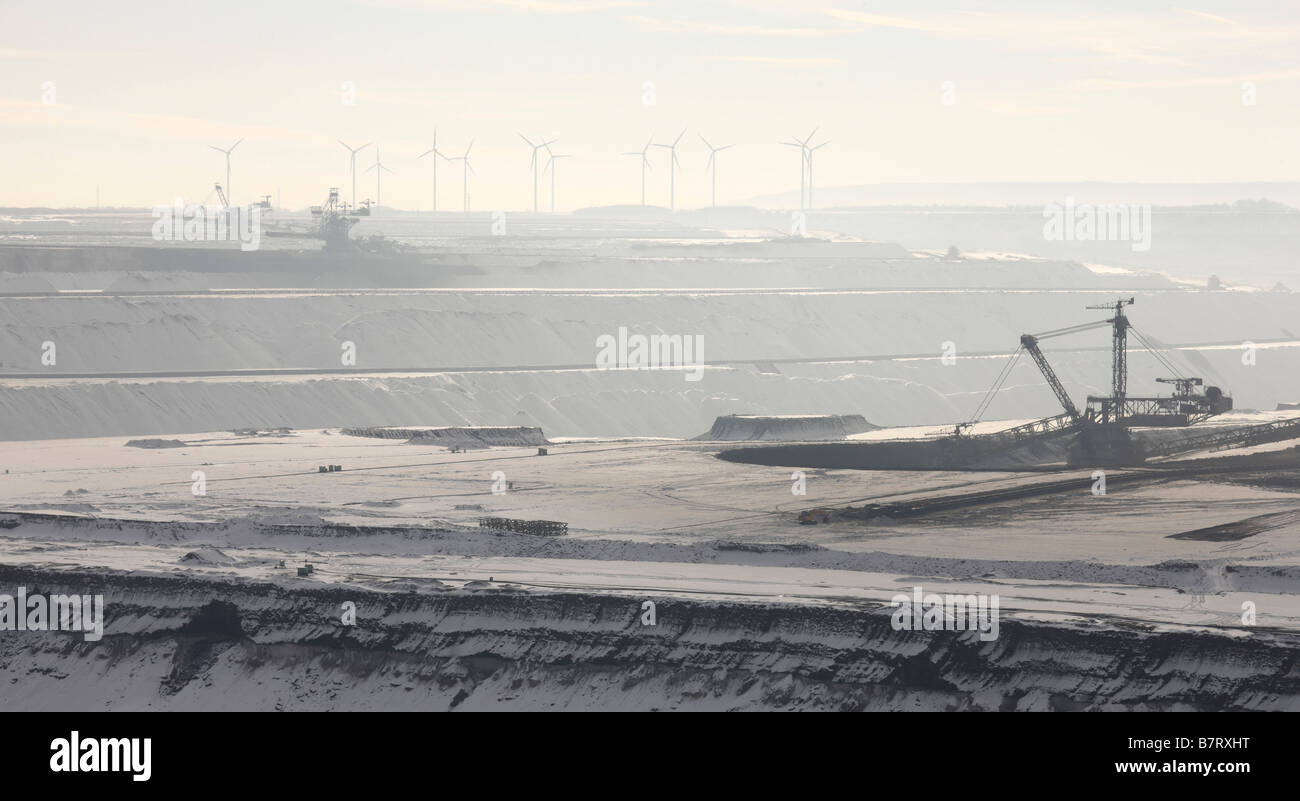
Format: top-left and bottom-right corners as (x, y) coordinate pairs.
(621, 135), (654, 206)
(519, 134), (557, 212)
(805, 137), (829, 210)
(698, 134), (733, 208)
(652, 129), (686, 211)
(779, 128), (824, 210)
(779, 129), (813, 210)
(365, 146), (394, 211)
(338, 140), (371, 209)
(416, 130), (444, 212)
(208, 139), (242, 207)
(544, 147), (571, 213)
(441, 141), (474, 212)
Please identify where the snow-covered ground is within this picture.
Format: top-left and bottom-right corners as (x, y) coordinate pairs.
(0, 286), (1297, 440)
(2, 215), (1298, 710)
(3, 427), (1298, 572)
(2, 426), (1298, 710)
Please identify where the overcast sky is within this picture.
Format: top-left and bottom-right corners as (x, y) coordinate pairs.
(3, 0), (1298, 210)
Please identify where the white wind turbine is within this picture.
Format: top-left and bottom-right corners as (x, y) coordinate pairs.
(365, 146), (394, 211)
(544, 147), (571, 213)
(338, 140), (371, 210)
(779, 129), (813, 210)
(519, 134), (557, 212)
(780, 128), (826, 210)
(652, 128), (686, 211)
(805, 136), (829, 210)
(416, 130), (444, 212)
(441, 141), (474, 212)
(208, 139), (242, 207)
(621, 135), (654, 206)
(698, 134), (734, 208)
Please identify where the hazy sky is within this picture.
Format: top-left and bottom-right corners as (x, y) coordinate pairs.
(3, 0), (1298, 210)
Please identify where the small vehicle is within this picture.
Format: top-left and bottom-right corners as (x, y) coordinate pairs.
(798, 508), (832, 525)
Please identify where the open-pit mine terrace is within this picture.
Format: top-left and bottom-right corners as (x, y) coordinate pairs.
(1, 427), (1299, 710)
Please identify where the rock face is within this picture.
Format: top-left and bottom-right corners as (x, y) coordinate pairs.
(696, 414), (878, 442)
(1, 564), (1297, 711)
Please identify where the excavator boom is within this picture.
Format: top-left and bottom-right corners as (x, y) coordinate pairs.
(1020, 334), (1081, 420)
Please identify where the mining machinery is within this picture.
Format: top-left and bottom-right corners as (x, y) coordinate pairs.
(965, 298), (1232, 437)
(309, 187), (358, 251)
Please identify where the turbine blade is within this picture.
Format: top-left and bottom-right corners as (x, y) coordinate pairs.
(519, 133), (534, 147)
(673, 128), (686, 146)
(698, 133), (712, 150)
(209, 145), (225, 153)
(230, 138), (243, 152)
(417, 148), (434, 159)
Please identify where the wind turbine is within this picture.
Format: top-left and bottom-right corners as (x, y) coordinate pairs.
(416, 130), (444, 212)
(780, 128), (823, 210)
(805, 137), (829, 210)
(621, 135), (654, 206)
(698, 134), (734, 208)
(519, 134), (557, 212)
(544, 147), (571, 213)
(365, 146), (394, 211)
(208, 139), (242, 207)
(338, 140), (371, 209)
(441, 141), (474, 212)
(652, 128), (686, 211)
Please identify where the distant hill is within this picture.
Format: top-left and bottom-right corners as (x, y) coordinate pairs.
(741, 183), (1300, 210)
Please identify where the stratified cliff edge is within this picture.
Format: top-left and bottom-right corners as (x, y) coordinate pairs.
(1, 565), (1295, 711)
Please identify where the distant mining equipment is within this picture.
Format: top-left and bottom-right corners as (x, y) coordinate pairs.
(965, 298), (1238, 466)
(308, 187), (359, 252)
